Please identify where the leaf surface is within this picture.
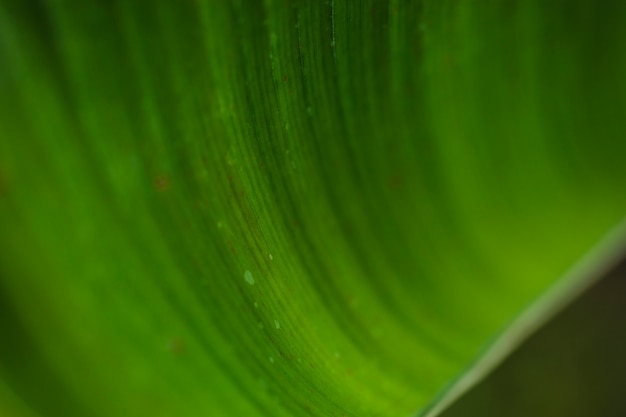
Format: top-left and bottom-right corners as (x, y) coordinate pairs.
(0, 1), (625, 416)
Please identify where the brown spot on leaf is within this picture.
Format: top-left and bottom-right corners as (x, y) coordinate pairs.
(168, 338), (186, 355)
(154, 175), (171, 192)
(388, 173), (404, 190)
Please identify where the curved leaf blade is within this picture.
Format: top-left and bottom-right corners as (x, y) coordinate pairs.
(0, 1), (625, 417)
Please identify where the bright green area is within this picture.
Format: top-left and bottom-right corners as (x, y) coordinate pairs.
(0, 1), (625, 416)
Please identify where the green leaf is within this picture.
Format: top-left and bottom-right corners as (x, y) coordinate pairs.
(0, 1), (625, 416)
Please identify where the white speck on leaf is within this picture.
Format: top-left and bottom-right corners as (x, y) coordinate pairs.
(268, 253), (273, 261)
(274, 320), (280, 329)
(244, 270), (255, 285)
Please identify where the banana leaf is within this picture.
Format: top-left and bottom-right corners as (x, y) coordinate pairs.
(0, 1), (625, 416)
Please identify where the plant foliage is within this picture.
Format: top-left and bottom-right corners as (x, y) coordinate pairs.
(0, 1), (625, 416)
